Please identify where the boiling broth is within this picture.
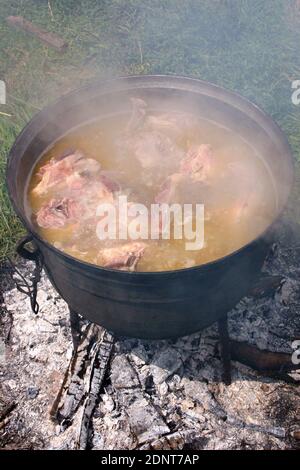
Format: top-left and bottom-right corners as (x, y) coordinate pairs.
(27, 109), (277, 272)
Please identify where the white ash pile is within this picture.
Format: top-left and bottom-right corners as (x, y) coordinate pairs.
(0, 221), (299, 450)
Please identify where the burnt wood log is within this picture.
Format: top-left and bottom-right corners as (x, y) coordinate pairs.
(6, 16), (68, 52)
(230, 340), (299, 383)
(0, 401), (17, 423)
(230, 340), (293, 372)
(50, 322), (114, 449)
(78, 329), (114, 449)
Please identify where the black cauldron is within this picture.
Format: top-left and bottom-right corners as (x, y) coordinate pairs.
(6, 75), (294, 339)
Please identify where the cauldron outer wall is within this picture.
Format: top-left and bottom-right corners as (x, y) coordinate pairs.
(6, 76), (294, 339)
(37, 236), (270, 339)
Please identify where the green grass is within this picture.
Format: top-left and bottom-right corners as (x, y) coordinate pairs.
(1, 0), (300, 260)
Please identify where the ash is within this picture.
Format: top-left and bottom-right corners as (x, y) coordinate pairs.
(0, 221), (299, 450)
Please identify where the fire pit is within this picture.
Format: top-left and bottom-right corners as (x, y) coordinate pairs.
(6, 75), (294, 340)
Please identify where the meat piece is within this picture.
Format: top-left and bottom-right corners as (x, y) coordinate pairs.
(99, 173), (121, 193)
(146, 113), (184, 134)
(180, 144), (214, 182)
(36, 162), (122, 231)
(133, 130), (183, 170)
(33, 152), (101, 196)
(221, 161), (266, 225)
(36, 150), (83, 178)
(69, 157), (102, 176)
(89, 176), (121, 207)
(65, 172), (120, 203)
(145, 113), (197, 141)
(226, 200), (250, 223)
(116, 129), (182, 175)
(62, 165), (116, 198)
(126, 98), (147, 132)
(155, 173), (184, 204)
(36, 198), (81, 229)
(223, 189), (269, 229)
(118, 104), (185, 176)
(155, 144), (215, 204)
(33, 150), (122, 223)
(99, 242), (146, 271)
(38, 148), (76, 169)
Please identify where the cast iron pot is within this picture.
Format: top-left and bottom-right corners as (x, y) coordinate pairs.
(6, 75), (294, 339)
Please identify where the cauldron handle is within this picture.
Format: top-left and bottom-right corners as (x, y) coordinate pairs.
(16, 234), (40, 261)
(12, 235), (43, 314)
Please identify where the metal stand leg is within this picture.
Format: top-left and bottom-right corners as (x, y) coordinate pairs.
(69, 308), (81, 349)
(218, 315), (232, 385)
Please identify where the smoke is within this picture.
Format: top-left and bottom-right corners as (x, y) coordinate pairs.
(5, 0), (297, 270)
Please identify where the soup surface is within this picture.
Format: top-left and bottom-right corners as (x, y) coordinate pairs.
(27, 99), (277, 271)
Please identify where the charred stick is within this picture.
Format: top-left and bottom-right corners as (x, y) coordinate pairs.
(0, 401), (17, 422)
(291, 430), (300, 441)
(230, 340), (295, 372)
(78, 330), (114, 449)
(52, 322), (114, 448)
(6, 16), (68, 52)
(230, 340), (300, 383)
(52, 324), (99, 425)
(49, 330), (91, 423)
(225, 415), (286, 439)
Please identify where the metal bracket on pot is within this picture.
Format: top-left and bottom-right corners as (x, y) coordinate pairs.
(9, 235), (44, 314)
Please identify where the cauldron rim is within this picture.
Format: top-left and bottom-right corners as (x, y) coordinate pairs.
(6, 74), (294, 276)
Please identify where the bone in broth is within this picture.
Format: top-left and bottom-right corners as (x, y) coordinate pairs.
(27, 98), (277, 272)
